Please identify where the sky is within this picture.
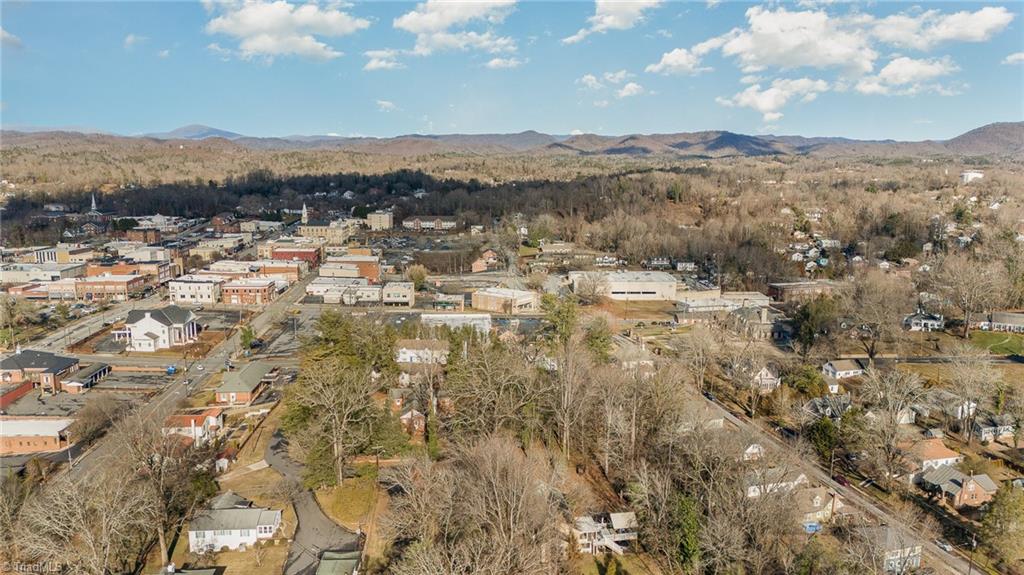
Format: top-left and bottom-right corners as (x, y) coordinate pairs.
(1, 0), (1023, 140)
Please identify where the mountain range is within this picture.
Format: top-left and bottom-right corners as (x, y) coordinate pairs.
(5, 122), (1023, 159)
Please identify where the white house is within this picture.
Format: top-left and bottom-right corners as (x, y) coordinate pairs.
(572, 512), (638, 555)
(903, 310), (945, 332)
(754, 366), (781, 394)
(905, 438), (963, 483)
(169, 275), (224, 306)
(745, 468), (809, 498)
(188, 491), (281, 552)
(973, 413), (1015, 443)
(960, 170), (984, 184)
(124, 306), (199, 351)
(395, 339), (450, 365)
(822, 359), (866, 380)
(162, 408), (224, 446)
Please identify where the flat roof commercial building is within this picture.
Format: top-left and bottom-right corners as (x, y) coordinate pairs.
(222, 279), (277, 306)
(0, 418), (74, 455)
(169, 275), (225, 305)
(571, 271), (678, 301)
(1, 262), (86, 284)
(472, 287), (540, 314)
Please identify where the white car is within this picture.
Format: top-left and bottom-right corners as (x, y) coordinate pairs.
(934, 539), (953, 552)
(195, 364), (205, 371)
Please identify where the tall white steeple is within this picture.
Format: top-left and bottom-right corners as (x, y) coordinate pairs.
(301, 202), (309, 224)
(91, 193), (97, 212)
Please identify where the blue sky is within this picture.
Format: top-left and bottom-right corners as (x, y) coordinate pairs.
(1, 1), (1022, 140)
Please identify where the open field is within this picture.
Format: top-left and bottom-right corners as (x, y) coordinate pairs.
(969, 331), (1024, 355)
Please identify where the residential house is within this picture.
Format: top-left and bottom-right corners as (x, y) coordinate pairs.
(395, 339), (450, 366)
(754, 366), (781, 394)
(216, 362), (278, 405)
(921, 465), (998, 508)
(822, 359), (867, 380)
(124, 306), (200, 352)
(743, 442), (766, 461)
(572, 512), (638, 555)
(188, 491), (282, 552)
(744, 468), (809, 498)
(794, 486), (844, 528)
(903, 310), (945, 332)
(162, 408), (224, 446)
(930, 389), (977, 420)
(388, 388), (426, 435)
(0, 349), (80, 394)
(973, 412), (1015, 443)
(859, 526), (922, 573)
(905, 438), (963, 483)
(804, 394), (853, 423)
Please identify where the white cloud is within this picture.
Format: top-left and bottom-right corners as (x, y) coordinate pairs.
(616, 82), (645, 98)
(157, 49), (171, 58)
(655, 29), (672, 38)
(593, 99), (610, 108)
(206, 0), (370, 61)
(570, 129), (585, 135)
(394, 0), (517, 55)
(870, 7), (1015, 51)
(485, 57), (524, 69)
(364, 49), (405, 70)
(577, 74), (604, 90)
(376, 99), (398, 112)
(603, 69), (632, 84)
(855, 56), (960, 96)
(2, 27), (23, 48)
(706, 0), (721, 9)
(207, 43), (233, 61)
(124, 33), (147, 50)
(716, 77), (829, 121)
(563, 0), (662, 44)
(719, 6), (877, 75)
(1003, 52), (1024, 65)
(646, 47), (707, 75)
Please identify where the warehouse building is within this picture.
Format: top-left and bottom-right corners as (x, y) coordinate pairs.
(471, 287), (540, 314)
(571, 271), (678, 301)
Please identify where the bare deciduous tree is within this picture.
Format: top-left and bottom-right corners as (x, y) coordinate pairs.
(947, 341), (1000, 444)
(287, 359), (379, 486)
(937, 254), (1008, 337)
(843, 271), (915, 365)
(857, 369), (925, 485)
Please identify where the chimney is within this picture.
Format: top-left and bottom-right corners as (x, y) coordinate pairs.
(15, 344), (22, 354)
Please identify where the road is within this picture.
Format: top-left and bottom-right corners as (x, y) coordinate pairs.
(703, 396), (975, 575)
(65, 273), (317, 478)
(266, 430), (360, 575)
(34, 292), (165, 352)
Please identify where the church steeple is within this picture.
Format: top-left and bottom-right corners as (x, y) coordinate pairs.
(91, 193), (97, 212)
(301, 202), (309, 225)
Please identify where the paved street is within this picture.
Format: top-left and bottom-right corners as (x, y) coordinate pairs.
(266, 430), (360, 575)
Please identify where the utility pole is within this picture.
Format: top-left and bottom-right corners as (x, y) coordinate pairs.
(966, 534), (976, 575)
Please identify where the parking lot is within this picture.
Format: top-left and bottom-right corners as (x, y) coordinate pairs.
(195, 309), (245, 331)
(3, 388), (142, 417)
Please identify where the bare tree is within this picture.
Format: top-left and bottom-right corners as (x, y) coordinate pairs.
(937, 254), (1008, 337)
(287, 358), (379, 486)
(677, 324), (721, 393)
(384, 435), (564, 575)
(723, 337), (771, 417)
(947, 341), (1000, 444)
(546, 329), (597, 455)
(843, 271), (915, 365)
(573, 272), (608, 306)
(857, 369), (925, 485)
(112, 411), (216, 567)
(18, 468), (155, 575)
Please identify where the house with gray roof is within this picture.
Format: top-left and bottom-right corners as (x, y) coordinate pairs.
(123, 305), (198, 351)
(858, 525), (922, 573)
(188, 491), (281, 552)
(216, 362), (277, 405)
(921, 464), (998, 508)
(316, 550), (361, 575)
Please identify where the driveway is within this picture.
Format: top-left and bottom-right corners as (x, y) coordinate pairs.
(266, 430), (361, 575)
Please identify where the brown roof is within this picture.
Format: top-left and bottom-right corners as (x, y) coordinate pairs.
(907, 438), (960, 463)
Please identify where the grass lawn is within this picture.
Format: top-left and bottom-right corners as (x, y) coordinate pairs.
(898, 362), (1024, 386)
(315, 464), (379, 532)
(234, 403), (284, 466)
(518, 246), (540, 257)
(577, 554), (660, 575)
(220, 467), (298, 539)
(969, 331), (1024, 355)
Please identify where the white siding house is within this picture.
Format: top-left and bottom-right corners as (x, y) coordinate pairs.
(188, 492), (281, 552)
(123, 306), (199, 351)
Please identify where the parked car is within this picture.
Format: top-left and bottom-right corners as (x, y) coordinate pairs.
(833, 474), (851, 487)
(934, 539), (953, 552)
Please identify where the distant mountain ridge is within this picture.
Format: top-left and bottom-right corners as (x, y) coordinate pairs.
(6, 122), (1023, 159)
